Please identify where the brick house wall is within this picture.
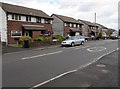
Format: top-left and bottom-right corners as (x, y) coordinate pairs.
(7, 21), (52, 44)
(32, 31), (41, 38)
(64, 27), (71, 36)
(64, 25), (82, 36)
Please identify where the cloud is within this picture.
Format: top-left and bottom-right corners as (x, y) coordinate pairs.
(1, 0), (119, 30)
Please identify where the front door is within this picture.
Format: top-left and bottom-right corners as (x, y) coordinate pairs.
(25, 31), (29, 36)
(24, 31), (32, 37)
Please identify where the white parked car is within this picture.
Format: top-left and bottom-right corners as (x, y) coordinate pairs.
(61, 36), (85, 47)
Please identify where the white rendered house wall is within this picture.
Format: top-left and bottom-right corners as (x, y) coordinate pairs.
(0, 6), (7, 44)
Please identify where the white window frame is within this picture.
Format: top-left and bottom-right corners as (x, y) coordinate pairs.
(11, 31), (22, 38)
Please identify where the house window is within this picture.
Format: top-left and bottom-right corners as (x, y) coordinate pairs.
(44, 19), (50, 24)
(41, 31), (50, 36)
(11, 31), (22, 38)
(15, 15), (18, 20)
(74, 24), (76, 27)
(11, 14), (21, 20)
(72, 24), (74, 27)
(66, 23), (70, 27)
(12, 14), (14, 19)
(76, 24), (78, 28)
(26, 16), (31, 21)
(45, 19), (48, 23)
(64, 23), (67, 26)
(36, 18), (41, 23)
(19, 15), (21, 20)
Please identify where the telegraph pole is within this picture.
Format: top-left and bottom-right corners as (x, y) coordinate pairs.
(94, 12), (97, 38)
(95, 13), (96, 24)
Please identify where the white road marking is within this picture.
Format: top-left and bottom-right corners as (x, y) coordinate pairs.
(87, 47), (107, 52)
(30, 48), (119, 89)
(62, 47), (76, 49)
(74, 46), (90, 50)
(22, 51), (63, 60)
(30, 69), (77, 89)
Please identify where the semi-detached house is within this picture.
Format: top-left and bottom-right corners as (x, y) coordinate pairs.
(51, 14), (83, 37)
(78, 19), (99, 37)
(0, 2), (53, 44)
(95, 23), (108, 37)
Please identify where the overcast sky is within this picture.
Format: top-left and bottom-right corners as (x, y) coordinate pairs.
(1, 0), (119, 30)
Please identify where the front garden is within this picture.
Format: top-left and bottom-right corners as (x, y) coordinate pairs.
(16, 34), (63, 48)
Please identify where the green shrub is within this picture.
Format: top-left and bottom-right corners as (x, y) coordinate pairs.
(56, 34), (63, 41)
(34, 36), (49, 42)
(19, 36), (33, 45)
(98, 32), (102, 38)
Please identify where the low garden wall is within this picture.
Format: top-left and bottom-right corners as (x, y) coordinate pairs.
(29, 41), (61, 48)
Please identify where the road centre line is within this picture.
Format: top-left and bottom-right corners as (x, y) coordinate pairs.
(30, 48), (119, 89)
(22, 51), (63, 60)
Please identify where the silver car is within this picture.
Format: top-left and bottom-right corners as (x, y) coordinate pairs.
(61, 36), (85, 47)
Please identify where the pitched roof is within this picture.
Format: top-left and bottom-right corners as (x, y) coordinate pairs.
(95, 23), (108, 29)
(78, 19), (97, 27)
(52, 14), (82, 24)
(1, 2), (52, 19)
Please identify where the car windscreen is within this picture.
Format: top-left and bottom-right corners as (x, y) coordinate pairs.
(66, 37), (74, 40)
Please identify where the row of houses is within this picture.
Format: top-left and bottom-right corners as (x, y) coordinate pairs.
(0, 2), (112, 44)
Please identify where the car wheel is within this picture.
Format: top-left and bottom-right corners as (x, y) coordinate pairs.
(71, 42), (75, 47)
(81, 41), (84, 45)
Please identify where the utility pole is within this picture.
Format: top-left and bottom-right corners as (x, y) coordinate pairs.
(94, 12), (97, 38)
(95, 13), (96, 24)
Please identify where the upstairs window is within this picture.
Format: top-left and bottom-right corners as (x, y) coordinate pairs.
(72, 24), (74, 27)
(26, 16), (31, 22)
(74, 24), (76, 27)
(76, 24), (80, 28)
(19, 15), (21, 20)
(77, 24), (80, 28)
(15, 15), (18, 20)
(66, 23), (70, 27)
(36, 18), (41, 23)
(11, 14), (21, 20)
(44, 19), (50, 24)
(12, 14), (14, 19)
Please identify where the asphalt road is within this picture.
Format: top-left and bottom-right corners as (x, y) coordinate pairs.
(40, 48), (118, 88)
(2, 39), (118, 88)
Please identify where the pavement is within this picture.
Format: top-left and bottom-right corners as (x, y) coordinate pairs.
(2, 45), (60, 54)
(37, 49), (119, 88)
(1, 40), (106, 54)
